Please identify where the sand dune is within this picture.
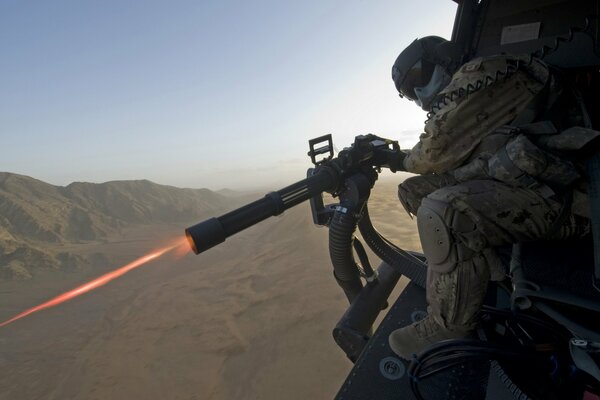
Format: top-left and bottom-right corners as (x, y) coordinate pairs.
(0, 177), (419, 400)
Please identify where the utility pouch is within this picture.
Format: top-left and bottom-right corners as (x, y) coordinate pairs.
(487, 135), (580, 196)
(538, 126), (600, 153)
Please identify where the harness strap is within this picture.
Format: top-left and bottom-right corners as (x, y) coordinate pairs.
(494, 146), (556, 198)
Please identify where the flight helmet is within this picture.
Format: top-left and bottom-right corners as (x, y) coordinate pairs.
(392, 36), (461, 111)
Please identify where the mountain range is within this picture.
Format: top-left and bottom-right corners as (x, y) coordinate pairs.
(0, 172), (236, 279)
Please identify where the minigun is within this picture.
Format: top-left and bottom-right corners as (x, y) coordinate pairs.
(185, 134), (403, 254)
(185, 134), (427, 361)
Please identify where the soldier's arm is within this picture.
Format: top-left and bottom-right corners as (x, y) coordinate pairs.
(403, 68), (546, 175)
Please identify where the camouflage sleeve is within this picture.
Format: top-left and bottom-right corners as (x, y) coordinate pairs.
(403, 56), (549, 175)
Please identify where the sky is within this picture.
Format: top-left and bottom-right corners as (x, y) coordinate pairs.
(1, 0), (457, 190)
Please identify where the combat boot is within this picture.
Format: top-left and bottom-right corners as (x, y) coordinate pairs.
(388, 313), (470, 360)
(389, 257), (489, 360)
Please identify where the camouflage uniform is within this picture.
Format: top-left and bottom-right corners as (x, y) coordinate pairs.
(390, 54), (595, 358)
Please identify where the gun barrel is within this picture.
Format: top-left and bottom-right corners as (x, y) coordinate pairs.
(185, 168), (336, 254)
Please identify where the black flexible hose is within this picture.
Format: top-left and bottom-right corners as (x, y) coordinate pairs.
(329, 208), (363, 304)
(358, 205), (427, 288)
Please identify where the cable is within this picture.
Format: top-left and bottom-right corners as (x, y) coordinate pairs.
(407, 339), (547, 400)
(405, 305), (572, 400)
(357, 205), (428, 288)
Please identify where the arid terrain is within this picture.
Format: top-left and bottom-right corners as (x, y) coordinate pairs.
(0, 172), (419, 400)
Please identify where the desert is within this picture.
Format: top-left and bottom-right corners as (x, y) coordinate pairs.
(0, 172), (419, 400)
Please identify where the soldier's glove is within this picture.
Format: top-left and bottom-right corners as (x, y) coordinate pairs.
(388, 149), (408, 172)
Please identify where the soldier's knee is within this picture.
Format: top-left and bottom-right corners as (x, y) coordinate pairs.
(417, 198), (486, 274)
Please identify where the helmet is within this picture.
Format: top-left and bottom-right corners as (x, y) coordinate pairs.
(392, 36), (461, 110)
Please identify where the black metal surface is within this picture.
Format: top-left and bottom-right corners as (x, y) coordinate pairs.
(335, 281), (426, 400)
(588, 154), (600, 288)
(520, 236), (597, 300)
(185, 169), (335, 254)
(471, 1), (600, 68)
(335, 279), (516, 400)
(187, 133), (405, 255)
(308, 134), (334, 165)
(333, 262), (402, 362)
(184, 217), (227, 254)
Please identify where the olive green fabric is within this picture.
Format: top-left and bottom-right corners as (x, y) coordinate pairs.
(426, 253), (490, 332)
(399, 177), (589, 247)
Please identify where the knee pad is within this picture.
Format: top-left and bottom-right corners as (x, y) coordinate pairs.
(416, 198), (479, 274)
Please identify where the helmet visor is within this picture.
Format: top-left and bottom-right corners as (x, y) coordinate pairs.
(397, 59), (435, 101)
(392, 38), (437, 101)
(398, 61), (422, 101)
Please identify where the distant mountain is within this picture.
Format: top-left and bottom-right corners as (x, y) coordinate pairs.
(0, 172), (236, 279)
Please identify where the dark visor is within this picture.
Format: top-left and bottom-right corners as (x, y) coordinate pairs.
(392, 39), (435, 101)
(398, 61), (423, 101)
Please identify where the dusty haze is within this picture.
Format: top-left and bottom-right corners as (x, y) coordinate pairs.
(0, 173), (419, 400)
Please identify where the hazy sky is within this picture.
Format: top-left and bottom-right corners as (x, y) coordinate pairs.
(1, 0), (456, 190)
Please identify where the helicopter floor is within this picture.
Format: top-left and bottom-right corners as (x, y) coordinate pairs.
(335, 281), (515, 400)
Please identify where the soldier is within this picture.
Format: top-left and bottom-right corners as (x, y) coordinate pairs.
(388, 36), (595, 359)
